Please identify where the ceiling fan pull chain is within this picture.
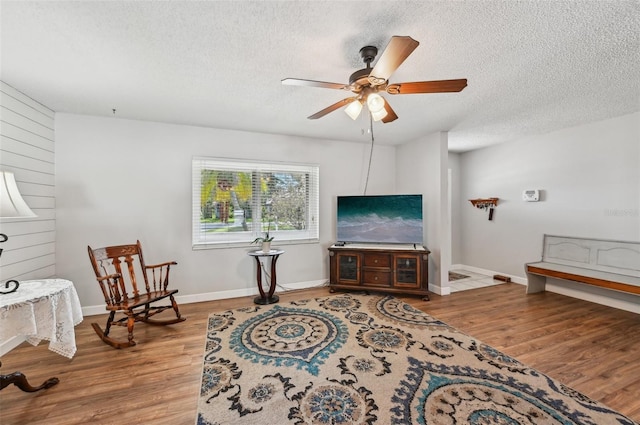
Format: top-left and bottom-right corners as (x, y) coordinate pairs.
(363, 112), (375, 196)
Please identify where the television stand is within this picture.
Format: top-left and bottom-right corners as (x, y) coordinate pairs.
(328, 244), (430, 300)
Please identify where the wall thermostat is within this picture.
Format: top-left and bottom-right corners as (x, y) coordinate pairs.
(523, 189), (540, 202)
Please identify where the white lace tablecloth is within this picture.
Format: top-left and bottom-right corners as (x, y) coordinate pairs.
(0, 279), (83, 358)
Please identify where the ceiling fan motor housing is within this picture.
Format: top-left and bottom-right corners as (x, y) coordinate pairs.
(359, 46), (378, 64)
(349, 45), (379, 89)
(349, 68), (372, 88)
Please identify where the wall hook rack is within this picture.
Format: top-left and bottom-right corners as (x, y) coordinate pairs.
(469, 198), (499, 220)
(469, 198), (498, 209)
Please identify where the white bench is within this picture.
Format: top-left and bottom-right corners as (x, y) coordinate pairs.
(525, 235), (640, 296)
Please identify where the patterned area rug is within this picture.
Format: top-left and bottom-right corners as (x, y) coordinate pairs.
(196, 294), (637, 425)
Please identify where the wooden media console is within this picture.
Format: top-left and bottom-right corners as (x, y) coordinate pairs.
(328, 244), (430, 300)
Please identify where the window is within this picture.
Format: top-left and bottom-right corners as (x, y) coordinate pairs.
(192, 157), (319, 249)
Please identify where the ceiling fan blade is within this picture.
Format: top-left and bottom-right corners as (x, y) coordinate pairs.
(381, 101), (398, 123)
(386, 79), (468, 95)
(368, 36), (420, 85)
(308, 97), (357, 120)
(282, 78), (349, 90)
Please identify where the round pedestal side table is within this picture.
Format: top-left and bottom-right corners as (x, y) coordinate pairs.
(248, 249), (284, 305)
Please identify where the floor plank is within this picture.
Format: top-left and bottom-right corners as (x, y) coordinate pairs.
(1, 283), (638, 424)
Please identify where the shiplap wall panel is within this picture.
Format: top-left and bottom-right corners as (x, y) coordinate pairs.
(5, 219), (55, 235)
(2, 123), (55, 152)
(0, 82), (54, 118)
(18, 181), (55, 197)
(0, 108), (54, 140)
(1, 135), (55, 162)
(15, 265), (56, 283)
(2, 255), (56, 280)
(0, 81), (55, 282)
(9, 231), (56, 247)
(1, 242), (55, 265)
(13, 168), (55, 186)
(1, 93), (52, 121)
(0, 150), (56, 174)
(19, 195), (55, 210)
(14, 207), (54, 222)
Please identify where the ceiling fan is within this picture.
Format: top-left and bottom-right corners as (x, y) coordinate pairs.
(282, 36), (467, 123)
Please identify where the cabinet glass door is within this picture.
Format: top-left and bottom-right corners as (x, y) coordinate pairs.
(395, 256), (418, 286)
(338, 254), (359, 282)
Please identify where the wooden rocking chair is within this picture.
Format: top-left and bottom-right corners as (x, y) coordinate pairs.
(87, 240), (186, 348)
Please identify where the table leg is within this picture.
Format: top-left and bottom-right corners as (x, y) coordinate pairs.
(268, 254), (280, 299)
(253, 255), (280, 305)
(253, 256), (266, 300)
(0, 362), (59, 392)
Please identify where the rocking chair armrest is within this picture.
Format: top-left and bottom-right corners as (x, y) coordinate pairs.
(145, 261), (178, 269)
(95, 273), (122, 283)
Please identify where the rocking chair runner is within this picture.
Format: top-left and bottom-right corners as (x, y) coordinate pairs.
(87, 240), (186, 348)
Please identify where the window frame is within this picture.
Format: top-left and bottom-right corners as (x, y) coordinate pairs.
(192, 157), (320, 250)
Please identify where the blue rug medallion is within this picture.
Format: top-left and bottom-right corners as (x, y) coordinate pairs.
(228, 305), (348, 376)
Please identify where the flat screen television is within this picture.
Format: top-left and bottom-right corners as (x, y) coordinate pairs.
(336, 194), (423, 245)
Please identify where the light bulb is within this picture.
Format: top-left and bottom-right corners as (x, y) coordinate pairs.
(366, 93), (385, 112)
(344, 100), (363, 120)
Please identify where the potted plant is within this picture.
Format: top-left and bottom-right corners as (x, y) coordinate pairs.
(252, 218), (274, 252)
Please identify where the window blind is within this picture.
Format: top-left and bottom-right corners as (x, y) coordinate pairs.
(192, 157), (319, 249)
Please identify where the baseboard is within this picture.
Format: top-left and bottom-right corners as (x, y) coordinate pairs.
(81, 279), (329, 317)
(0, 335), (25, 356)
(450, 264), (527, 285)
(428, 283), (451, 296)
(545, 281), (640, 314)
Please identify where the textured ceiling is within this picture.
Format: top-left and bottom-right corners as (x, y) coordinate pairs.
(1, 1), (639, 152)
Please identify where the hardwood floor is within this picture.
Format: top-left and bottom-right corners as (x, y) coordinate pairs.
(1, 283), (639, 424)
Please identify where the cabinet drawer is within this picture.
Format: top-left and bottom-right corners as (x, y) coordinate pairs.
(363, 253), (390, 267)
(363, 271), (391, 286)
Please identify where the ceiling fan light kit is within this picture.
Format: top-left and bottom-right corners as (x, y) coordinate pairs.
(344, 92), (388, 122)
(282, 36), (467, 124)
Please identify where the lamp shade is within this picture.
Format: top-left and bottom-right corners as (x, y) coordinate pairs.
(0, 171), (36, 218)
(366, 93), (385, 113)
(371, 107), (388, 122)
(344, 100), (363, 120)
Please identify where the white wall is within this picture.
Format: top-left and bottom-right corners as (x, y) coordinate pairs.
(0, 82), (56, 282)
(458, 112), (640, 310)
(448, 152), (462, 265)
(54, 113), (397, 310)
(396, 132), (449, 294)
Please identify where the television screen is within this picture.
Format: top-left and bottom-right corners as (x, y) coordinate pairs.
(337, 194), (423, 244)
